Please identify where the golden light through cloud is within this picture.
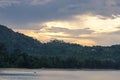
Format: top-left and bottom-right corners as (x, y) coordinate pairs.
(2, 0), (120, 46)
(42, 14), (120, 33)
(14, 14), (120, 46)
(73, 39), (97, 46)
(14, 29), (51, 42)
(81, 15), (120, 33)
(44, 22), (70, 28)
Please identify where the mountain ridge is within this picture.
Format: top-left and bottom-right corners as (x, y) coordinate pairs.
(1, 24), (120, 58)
(0, 24), (42, 54)
(1, 24), (120, 69)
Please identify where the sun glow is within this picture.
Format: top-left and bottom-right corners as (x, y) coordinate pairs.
(73, 39), (97, 46)
(42, 14), (120, 33)
(80, 15), (120, 33)
(14, 14), (120, 46)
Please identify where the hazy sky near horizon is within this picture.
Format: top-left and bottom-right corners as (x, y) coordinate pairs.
(1, 0), (120, 46)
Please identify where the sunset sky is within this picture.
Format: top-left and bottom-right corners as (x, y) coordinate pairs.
(0, 0), (120, 46)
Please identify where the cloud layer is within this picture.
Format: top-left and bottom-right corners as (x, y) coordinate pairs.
(1, 0), (120, 25)
(1, 0), (120, 46)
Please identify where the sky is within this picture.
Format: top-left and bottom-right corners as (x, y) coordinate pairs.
(0, 0), (120, 46)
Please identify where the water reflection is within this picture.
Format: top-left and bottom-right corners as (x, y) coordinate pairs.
(0, 73), (37, 76)
(0, 69), (120, 80)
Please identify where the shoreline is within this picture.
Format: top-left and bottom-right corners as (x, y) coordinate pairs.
(0, 68), (120, 71)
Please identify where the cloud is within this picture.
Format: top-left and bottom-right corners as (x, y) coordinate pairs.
(14, 29), (97, 46)
(14, 29), (51, 42)
(1, 0), (120, 25)
(30, 0), (53, 5)
(15, 14), (120, 46)
(41, 27), (94, 36)
(41, 14), (120, 33)
(0, 0), (54, 8)
(0, 0), (120, 15)
(14, 26), (120, 46)
(58, 0), (120, 16)
(90, 33), (120, 46)
(0, 0), (20, 8)
(1, 0), (120, 46)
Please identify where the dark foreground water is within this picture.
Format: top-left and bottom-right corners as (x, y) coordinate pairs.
(0, 69), (120, 80)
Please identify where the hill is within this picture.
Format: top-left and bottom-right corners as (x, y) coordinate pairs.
(0, 24), (87, 56)
(0, 24), (42, 54)
(1, 24), (120, 69)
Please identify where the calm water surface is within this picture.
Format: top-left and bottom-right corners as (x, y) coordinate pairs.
(0, 69), (120, 80)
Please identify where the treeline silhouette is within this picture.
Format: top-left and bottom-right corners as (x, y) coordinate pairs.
(1, 41), (120, 69)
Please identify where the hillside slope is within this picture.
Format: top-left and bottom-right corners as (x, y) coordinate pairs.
(0, 25), (42, 54)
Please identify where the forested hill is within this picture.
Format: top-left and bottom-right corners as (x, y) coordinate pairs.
(0, 24), (42, 54)
(1, 24), (120, 69)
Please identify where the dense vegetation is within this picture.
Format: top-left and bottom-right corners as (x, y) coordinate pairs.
(1, 24), (120, 69)
(1, 41), (120, 69)
(0, 24), (42, 54)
